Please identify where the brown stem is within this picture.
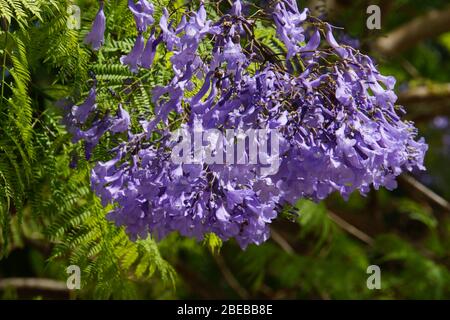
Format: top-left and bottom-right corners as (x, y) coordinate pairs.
(400, 175), (450, 212)
(373, 5), (450, 56)
(212, 254), (250, 299)
(327, 210), (375, 246)
(0, 278), (68, 292)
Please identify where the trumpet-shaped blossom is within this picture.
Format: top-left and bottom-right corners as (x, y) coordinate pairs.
(85, 1), (106, 50)
(120, 33), (146, 73)
(128, 0), (155, 32)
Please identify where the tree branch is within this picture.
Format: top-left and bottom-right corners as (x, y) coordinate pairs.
(270, 228), (295, 254)
(0, 278), (68, 292)
(374, 5), (450, 56)
(398, 84), (450, 105)
(212, 254), (250, 299)
(327, 210), (375, 246)
(400, 175), (450, 212)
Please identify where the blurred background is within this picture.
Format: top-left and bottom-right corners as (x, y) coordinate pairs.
(0, 0), (450, 299)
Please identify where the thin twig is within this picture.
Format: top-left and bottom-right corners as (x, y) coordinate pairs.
(270, 228), (295, 254)
(0, 278), (68, 292)
(327, 211), (375, 246)
(212, 254), (250, 299)
(398, 83), (450, 105)
(401, 175), (450, 212)
(374, 4), (450, 56)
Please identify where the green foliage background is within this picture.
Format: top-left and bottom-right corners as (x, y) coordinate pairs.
(0, 0), (449, 299)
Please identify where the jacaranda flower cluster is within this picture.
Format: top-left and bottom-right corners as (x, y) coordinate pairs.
(65, 0), (427, 248)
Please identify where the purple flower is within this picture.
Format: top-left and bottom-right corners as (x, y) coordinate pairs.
(432, 116), (449, 130)
(120, 33), (145, 72)
(110, 105), (131, 133)
(231, 0), (243, 16)
(159, 9), (179, 51)
(128, 0), (155, 32)
(338, 32), (360, 49)
(222, 38), (246, 70)
(325, 24), (349, 58)
(141, 31), (161, 69)
(71, 87), (97, 124)
(273, 0), (308, 59)
(85, 2), (106, 50)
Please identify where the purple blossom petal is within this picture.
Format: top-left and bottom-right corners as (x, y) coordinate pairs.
(85, 2), (106, 50)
